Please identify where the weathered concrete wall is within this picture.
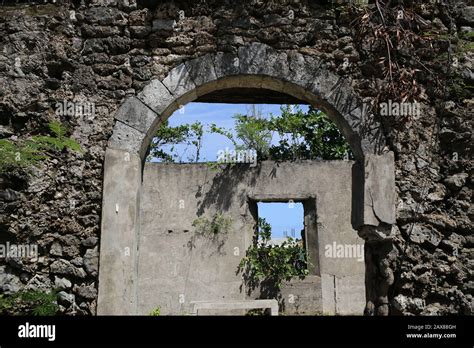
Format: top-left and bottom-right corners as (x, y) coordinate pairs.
(137, 160), (365, 315)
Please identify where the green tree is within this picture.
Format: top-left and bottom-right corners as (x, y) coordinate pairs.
(233, 105), (272, 159)
(238, 217), (308, 290)
(148, 120), (204, 163)
(148, 105), (352, 163)
(268, 106), (351, 161)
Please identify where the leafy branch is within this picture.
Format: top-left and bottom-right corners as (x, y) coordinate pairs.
(0, 121), (82, 173)
(238, 217), (309, 291)
(0, 290), (59, 316)
(149, 105), (352, 164)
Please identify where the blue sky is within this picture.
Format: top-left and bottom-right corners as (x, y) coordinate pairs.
(151, 102), (310, 163)
(152, 102), (308, 239)
(258, 202), (304, 239)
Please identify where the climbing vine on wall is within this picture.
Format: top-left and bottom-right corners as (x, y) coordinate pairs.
(192, 213), (233, 236)
(346, 0), (471, 110)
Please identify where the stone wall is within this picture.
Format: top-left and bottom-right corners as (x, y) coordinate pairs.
(0, 0), (472, 315)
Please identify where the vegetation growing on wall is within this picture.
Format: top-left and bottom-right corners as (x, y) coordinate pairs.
(347, 1), (473, 110)
(192, 213), (232, 236)
(1, 0), (470, 318)
(149, 307), (161, 316)
(343, 0), (473, 315)
(0, 122), (82, 173)
(0, 290), (59, 316)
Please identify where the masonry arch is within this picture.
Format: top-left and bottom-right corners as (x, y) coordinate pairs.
(97, 42), (395, 315)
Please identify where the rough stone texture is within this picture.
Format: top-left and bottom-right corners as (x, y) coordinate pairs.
(0, 0), (472, 316)
(128, 45), (382, 160)
(50, 259), (87, 279)
(83, 247), (98, 277)
(0, 266), (22, 294)
(137, 79), (175, 115)
(161, 63), (197, 105)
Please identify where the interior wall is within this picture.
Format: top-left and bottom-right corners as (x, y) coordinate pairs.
(138, 160), (365, 315)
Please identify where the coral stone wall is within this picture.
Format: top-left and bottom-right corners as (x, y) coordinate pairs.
(0, 0), (472, 315)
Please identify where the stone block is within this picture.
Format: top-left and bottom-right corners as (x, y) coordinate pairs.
(162, 63), (197, 105)
(363, 152), (396, 226)
(137, 78), (176, 114)
(191, 300), (279, 316)
(114, 97), (157, 134)
(287, 51), (322, 89)
(152, 19), (176, 31)
(213, 52), (240, 78)
(238, 42), (290, 78)
(108, 120), (149, 157)
(185, 54), (218, 97)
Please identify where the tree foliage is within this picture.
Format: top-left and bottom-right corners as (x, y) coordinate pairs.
(238, 217), (309, 290)
(149, 105), (352, 163)
(232, 105), (273, 159)
(268, 105), (351, 161)
(148, 120), (204, 163)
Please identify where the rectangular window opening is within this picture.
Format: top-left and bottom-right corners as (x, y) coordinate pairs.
(248, 197), (319, 276)
(256, 201), (305, 249)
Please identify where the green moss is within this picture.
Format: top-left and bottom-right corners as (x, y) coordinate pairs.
(458, 40), (474, 53)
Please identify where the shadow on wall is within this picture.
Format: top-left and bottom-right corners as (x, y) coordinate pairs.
(195, 163), (265, 216)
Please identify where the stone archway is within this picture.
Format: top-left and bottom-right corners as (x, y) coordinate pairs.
(97, 42), (395, 315)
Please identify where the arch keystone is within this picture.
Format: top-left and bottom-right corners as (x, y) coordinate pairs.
(238, 42), (290, 78)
